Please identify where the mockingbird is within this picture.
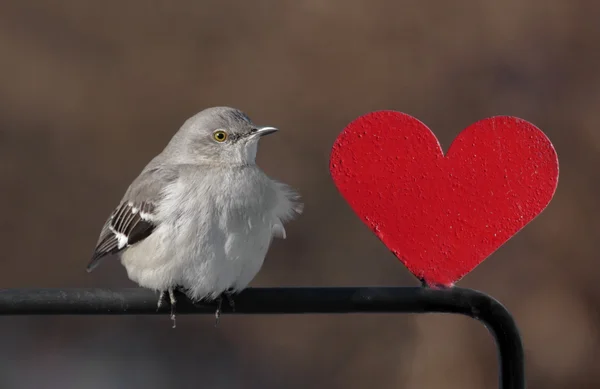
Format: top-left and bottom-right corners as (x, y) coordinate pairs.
(88, 107), (302, 327)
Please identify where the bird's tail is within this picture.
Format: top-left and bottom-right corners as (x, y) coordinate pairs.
(86, 252), (106, 273)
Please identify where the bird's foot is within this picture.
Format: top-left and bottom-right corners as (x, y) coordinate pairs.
(156, 290), (177, 328)
(214, 295), (223, 327)
(157, 289), (178, 328)
(214, 289), (236, 327)
(168, 288), (177, 328)
(157, 290), (167, 310)
(224, 288), (236, 312)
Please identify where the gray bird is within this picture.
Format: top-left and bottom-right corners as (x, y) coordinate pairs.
(88, 107), (302, 327)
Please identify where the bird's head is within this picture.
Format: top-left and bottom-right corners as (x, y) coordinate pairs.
(166, 106), (279, 166)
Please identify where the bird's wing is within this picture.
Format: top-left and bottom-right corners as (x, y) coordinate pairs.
(87, 166), (177, 272)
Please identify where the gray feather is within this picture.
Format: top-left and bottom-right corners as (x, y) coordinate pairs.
(88, 106), (303, 309)
(87, 166), (178, 272)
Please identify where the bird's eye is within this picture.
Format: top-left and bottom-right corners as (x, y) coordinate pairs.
(213, 130), (228, 142)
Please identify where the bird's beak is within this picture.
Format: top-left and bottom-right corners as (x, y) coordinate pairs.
(252, 126), (279, 137)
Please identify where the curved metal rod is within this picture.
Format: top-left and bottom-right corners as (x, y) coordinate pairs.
(0, 287), (524, 389)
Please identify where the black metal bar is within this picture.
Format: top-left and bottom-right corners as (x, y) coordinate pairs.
(0, 287), (524, 389)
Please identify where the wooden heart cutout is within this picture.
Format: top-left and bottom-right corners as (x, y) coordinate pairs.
(330, 111), (559, 286)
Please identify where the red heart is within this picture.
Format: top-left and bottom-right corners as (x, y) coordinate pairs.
(330, 111), (559, 286)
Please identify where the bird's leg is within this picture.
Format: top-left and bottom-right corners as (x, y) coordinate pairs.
(214, 289), (236, 327)
(214, 295), (223, 327)
(157, 290), (167, 310)
(224, 288), (236, 312)
(168, 288), (177, 329)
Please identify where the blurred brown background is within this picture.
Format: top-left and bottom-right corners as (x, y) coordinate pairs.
(0, 1), (598, 388)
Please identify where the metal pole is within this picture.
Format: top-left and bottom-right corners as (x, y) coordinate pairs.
(0, 287), (525, 389)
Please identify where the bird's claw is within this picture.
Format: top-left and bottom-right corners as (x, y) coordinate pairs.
(214, 296), (222, 327)
(225, 289), (236, 312)
(169, 289), (177, 328)
(214, 289), (236, 327)
(156, 290), (176, 328)
(157, 291), (166, 310)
